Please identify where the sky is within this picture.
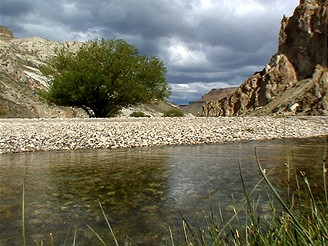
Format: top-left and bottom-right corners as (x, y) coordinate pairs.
(0, 0), (299, 104)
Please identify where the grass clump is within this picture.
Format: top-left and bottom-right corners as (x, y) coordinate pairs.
(162, 109), (185, 117)
(179, 141), (328, 246)
(129, 111), (150, 117)
(0, 110), (6, 117)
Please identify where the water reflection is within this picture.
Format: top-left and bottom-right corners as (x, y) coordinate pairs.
(0, 136), (327, 245)
(255, 137), (328, 201)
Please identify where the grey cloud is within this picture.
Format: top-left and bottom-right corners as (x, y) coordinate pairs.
(1, 0), (33, 18)
(0, 0), (299, 104)
(100, 1), (193, 40)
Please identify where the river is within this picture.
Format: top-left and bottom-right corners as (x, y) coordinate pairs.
(0, 136), (327, 245)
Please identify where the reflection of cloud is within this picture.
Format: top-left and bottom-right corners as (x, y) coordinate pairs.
(165, 144), (244, 209)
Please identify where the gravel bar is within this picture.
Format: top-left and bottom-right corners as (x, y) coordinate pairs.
(0, 116), (327, 154)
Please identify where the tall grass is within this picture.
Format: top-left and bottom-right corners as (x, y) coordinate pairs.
(179, 137), (328, 245)
(87, 200), (119, 246)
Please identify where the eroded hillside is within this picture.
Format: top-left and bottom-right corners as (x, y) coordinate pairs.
(0, 26), (85, 117)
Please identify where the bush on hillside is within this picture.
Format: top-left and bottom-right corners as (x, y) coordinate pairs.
(162, 109), (184, 117)
(130, 111), (150, 117)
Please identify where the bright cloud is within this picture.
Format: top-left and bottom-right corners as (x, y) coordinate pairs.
(0, 0), (299, 104)
(170, 82), (236, 104)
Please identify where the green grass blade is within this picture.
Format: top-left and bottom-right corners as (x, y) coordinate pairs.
(49, 232), (54, 246)
(182, 220), (190, 245)
(218, 174), (267, 235)
(72, 228), (77, 246)
(98, 199), (119, 246)
(179, 210), (200, 245)
(255, 147), (312, 243)
(87, 224), (108, 246)
(63, 226), (72, 246)
(238, 162), (256, 224)
(168, 226), (175, 246)
(22, 164), (27, 246)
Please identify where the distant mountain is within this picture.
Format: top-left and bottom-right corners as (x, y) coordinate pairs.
(182, 87), (237, 116)
(0, 26), (180, 118)
(202, 0), (328, 116)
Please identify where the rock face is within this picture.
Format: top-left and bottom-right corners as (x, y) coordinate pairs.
(0, 30), (86, 117)
(202, 0), (328, 116)
(182, 87), (237, 116)
(0, 26), (14, 39)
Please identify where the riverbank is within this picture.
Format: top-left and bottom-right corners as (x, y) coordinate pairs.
(0, 116), (327, 154)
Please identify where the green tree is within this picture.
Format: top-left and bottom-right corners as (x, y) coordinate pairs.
(41, 38), (171, 117)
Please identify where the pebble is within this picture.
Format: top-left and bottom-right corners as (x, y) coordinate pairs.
(0, 116), (327, 154)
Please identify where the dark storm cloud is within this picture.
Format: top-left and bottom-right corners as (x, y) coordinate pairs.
(1, 0), (35, 17)
(0, 0), (299, 104)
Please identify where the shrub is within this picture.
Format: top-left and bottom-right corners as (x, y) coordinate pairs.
(162, 109), (184, 117)
(130, 111), (150, 117)
(41, 38), (171, 117)
(0, 110), (6, 117)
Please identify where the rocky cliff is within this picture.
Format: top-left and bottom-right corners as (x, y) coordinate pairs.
(0, 25), (86, 117)
(182, 87), (237, 116)
(0, 26), (14, 39)
(202, 0), (328, 116)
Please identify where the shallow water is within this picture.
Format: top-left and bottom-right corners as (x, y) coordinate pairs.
(0, 136), (327, 245)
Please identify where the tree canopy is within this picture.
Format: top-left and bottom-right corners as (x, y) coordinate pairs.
(41, 38), (171, 117)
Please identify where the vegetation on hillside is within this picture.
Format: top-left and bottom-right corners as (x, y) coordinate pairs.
(162, 109), (185, 117)
(129, 111), (150, 117)
(41, 38), (171, 117)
